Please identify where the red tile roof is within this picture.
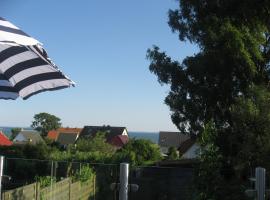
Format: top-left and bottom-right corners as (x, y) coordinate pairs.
(47, 130), (58, 140)
(0, 131), (12, 146)
(109, 135), (129, 148)
(47, 128), (82, 141)
(57, 128), (82, 133)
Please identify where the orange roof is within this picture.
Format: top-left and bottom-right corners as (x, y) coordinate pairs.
(47, 128), (82, 140)
(0, 131), (12, 146)
(47, 130), (58, 140)
(57, 128), (82, 133)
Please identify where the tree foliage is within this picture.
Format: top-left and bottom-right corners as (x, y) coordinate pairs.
(167, 146), (178, 160)
(76, 132), (115, 155)
(73, 165), (95, 183)
(228, 86), (270, 171)
(147, 1), (270, 199)
(147, 1), (270, 135)
(194, 121), (224, 200)
(115, 139), (161, 166)
(31, 112), (61, 137)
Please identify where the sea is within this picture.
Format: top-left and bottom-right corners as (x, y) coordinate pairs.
(0, 127), (159, 143)
(128, 131), (159, 144)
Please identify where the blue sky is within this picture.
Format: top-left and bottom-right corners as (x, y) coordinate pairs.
(0, 1), (197, 132)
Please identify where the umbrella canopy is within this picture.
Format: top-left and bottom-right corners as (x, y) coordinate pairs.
(0, 17), (74, 100)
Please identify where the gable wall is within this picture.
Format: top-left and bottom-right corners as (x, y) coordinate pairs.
(13, 134), (26, 142)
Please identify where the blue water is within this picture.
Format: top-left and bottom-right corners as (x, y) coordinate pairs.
(128, 131), (159, 144)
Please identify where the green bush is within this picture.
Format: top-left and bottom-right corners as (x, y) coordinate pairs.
(35, 176), (56, 188)
(114, 139), (162, 166)
(73, 165), (95, 183)
(76, 132), (115, 154)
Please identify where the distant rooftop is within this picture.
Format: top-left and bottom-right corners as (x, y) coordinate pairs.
(80, 125), (128, 141)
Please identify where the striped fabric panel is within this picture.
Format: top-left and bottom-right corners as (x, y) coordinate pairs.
(0, 17), (40, 45)
(0, 17), (74, 99)
(0, 43), (74, 99)
(0, 91), (18, 100)
(19, 79), (72, 99)
(0, 72), (18, 99)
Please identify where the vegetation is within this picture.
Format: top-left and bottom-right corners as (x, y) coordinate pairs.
(35, 176), (56, 188)
(147, 0), (270, 199)
(114, 138), (161, 166)
(194, 122), (224, 200)
(10, 128), (22, 140)
(76, 132), (115, 155)
(0, 132), (161, 189)
(73, 165), (95, 183)
(167, 147), (178, 160)
(31, 112), (61, 137)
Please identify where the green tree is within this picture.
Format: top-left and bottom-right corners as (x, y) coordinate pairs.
(115, 139), (161, 166)
(10, 127), (22, 140)
(147, 1), (270, 199)
(194, 121), (224, 200)
(147, 1), (270, 135)
(229, 86), (270, 172)
(76, 132), (115, 155)
(31, 112), (61, 137)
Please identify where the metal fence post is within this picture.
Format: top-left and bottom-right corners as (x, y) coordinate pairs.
(0, 156), (4, 200)
(119, 163), (129, 200)
(256, 167), (265, 200)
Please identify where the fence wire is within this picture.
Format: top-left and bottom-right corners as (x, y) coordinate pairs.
(0, 157), (260, 200)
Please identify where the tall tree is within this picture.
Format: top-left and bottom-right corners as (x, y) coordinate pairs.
(147, 1), (270, 199)
(31, 112), (61, 137)
(147, 1), (270, 135)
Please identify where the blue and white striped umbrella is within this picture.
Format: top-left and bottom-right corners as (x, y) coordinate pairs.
(0, 17), (75, 100)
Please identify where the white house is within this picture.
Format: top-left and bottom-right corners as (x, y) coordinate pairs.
(178, 138), (200, 159)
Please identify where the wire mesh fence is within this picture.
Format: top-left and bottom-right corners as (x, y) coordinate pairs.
(129, 165), (194, 200)
(2, 157), (119, 200)
(0, 157), (262, 200)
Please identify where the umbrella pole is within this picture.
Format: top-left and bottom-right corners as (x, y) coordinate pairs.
(119, 163), (129, 200)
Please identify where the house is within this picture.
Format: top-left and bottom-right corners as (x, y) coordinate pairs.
(56, 132), (80, 146)
(158, 131), (190, 154)
(13, 130), (44, 145)
(47, 130), (58, 141)
(109, 135), (129, 149)
(80, 125), (129, 147)
(47, 128), (82, 141)
(0, 131), (12, 146)
(178, 138), (200, 159)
